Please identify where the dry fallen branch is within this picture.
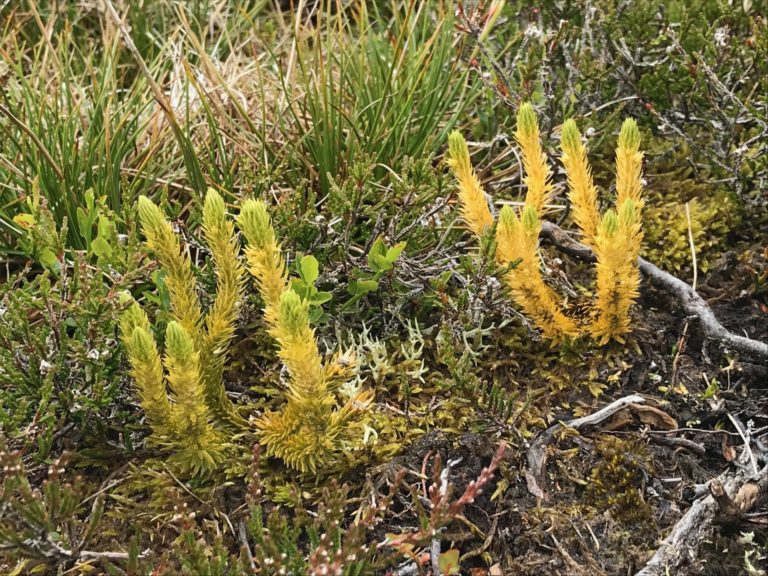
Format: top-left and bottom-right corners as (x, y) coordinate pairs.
(710, 474), (768, 519)
(649, 434), (706, 458)
(539, 222), (768, 364)
(526, 394), (646, 500)
(635, 463), (768, 576)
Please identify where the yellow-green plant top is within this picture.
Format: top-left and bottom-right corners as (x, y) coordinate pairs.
(270, 291), (325, 397)
(238, 200), (287, 323)
(615, 118), (644, 207)
(124, 191), (373, 476)
(560, 119), (600, 247)
(199, 190), (247, 422)
(515, 104), (555, 214)
(137, 192), (244, 427)
(121, 306), (225, 476)
(238, 200), (372, 474)
(496, 205), (579, 343)
(122, 190), (250, 478)
(257, 290), (369, 473)
(590, 200), (643, 344)
(137, 196), (203, 339)
(590, 119), (644, 344)
(446, 131), (494, 237)
(120, 302), (171, 432)
(163, 321), (225, 476)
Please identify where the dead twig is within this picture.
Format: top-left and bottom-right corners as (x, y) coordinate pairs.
(238, 518), (256, 571)
(539, 221), (768, 364)
(648, 435), (706, 458)
(727, 412), (759, 475)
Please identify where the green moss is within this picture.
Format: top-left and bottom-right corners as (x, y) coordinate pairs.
(643, 180), (740, 274)
(586, 436), (652, 524)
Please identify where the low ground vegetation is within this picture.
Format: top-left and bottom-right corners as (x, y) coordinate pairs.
(0, 1), (766, 574)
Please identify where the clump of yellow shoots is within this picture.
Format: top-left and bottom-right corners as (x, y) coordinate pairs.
(450, 104), (644, 346)
(496, 205), (579, 343)
(121, 189), (248, 477)
(122, 190), (373, 477)
(121, 304), (226, 477)
(239, 200), (373, 473)
(446, 131), (494, 237)
(135, 191), (246, 426)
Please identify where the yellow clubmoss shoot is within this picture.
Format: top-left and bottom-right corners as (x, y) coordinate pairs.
(238, 205), (372, 473)
(590, 200), (642, 344)
(446, 131), (494, 237)
(199, 189), (246, 425)
(257, 290), (372, 473)
(238, 199), (287, 321)
(271, 290), (325, 398)
(516, 104), (555, 214)
(120, 299), (172, 437)
(137, 196), (203, 339)
(615, 118), (644, 207)
(163, 321), (225, 476)
(560, 119), (600, 247)
(125, 324), (172, 432)
(496, 205), (579, 343)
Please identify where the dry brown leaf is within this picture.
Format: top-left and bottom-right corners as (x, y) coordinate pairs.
(630, 403), (678, 430)
(722, 437), (737, 462)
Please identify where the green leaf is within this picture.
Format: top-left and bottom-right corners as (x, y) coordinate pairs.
(91, 237), (112, 259)
(385, 241), (406, 263)
(290, 277), (310, 300)
(39, 249), (60, 272)
(310, 291), (332, 305)
(438, 549), (460, 574)
(369, 253), (392, 273)
(367, 238), (387, 268)
(84, 189), (95, 212)
(151, 270), (172, 311)
(97, 214), (114, 238)
(368, 239), (406, 272)
(701, 377), (720, 399)
(348, 279), (379, 296)
(76, 206), (90, 242)
(299, 254), (319, 285)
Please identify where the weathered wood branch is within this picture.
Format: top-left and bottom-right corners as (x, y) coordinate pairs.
(539, 222), (768, 365)
(710, 470), (768, 519)
(635, 463), (768, 576)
